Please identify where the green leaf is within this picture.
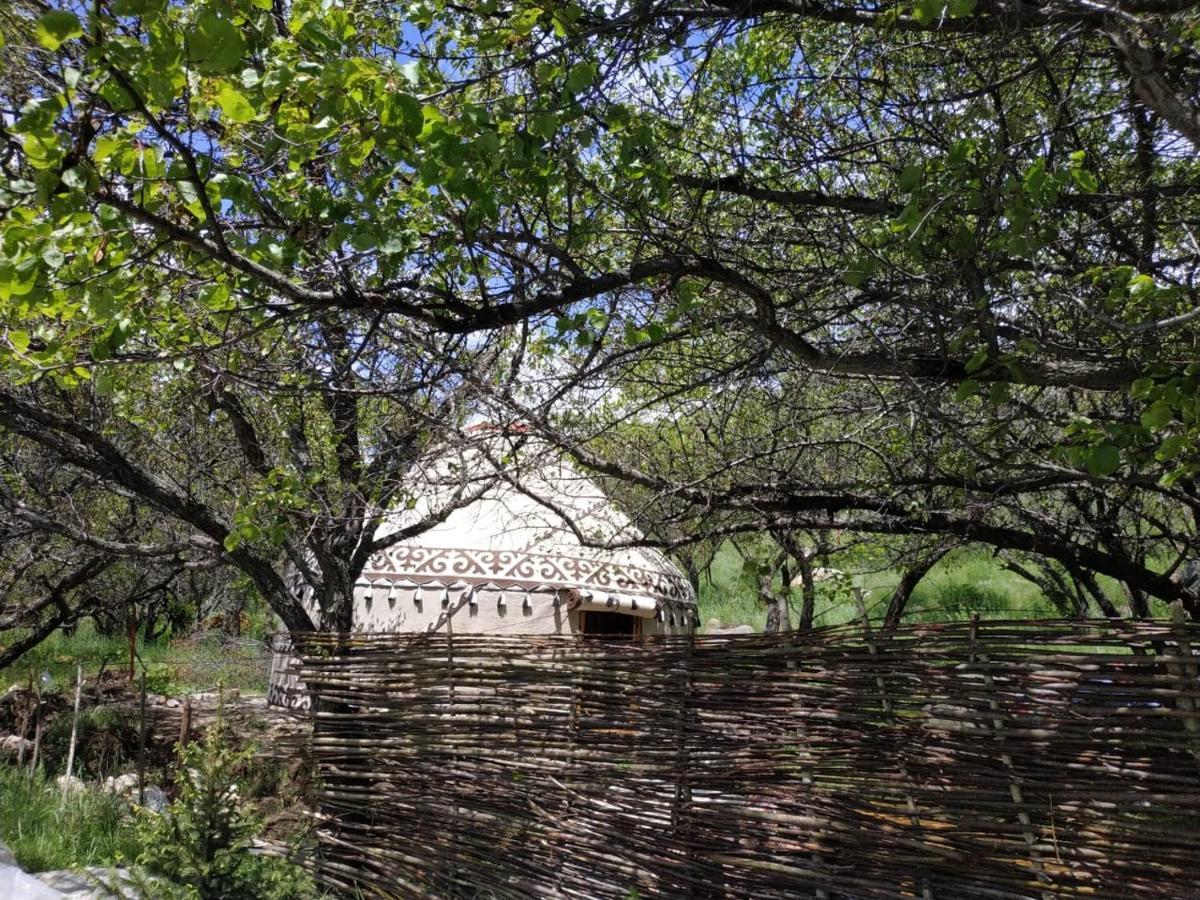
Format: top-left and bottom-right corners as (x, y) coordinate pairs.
(842, 255), (876, 286)
(911, 0), (944, 25)
(565, 62), (598, 95)
(41, 243), (65, 268)
(186, 13), (245, 74)
(1156, 434), (1187, 462)
(36, 11), (82, 51)
(530, 112), (558, 140)
(216, 84), (256, 123)
(964, 346), (989, 373)
(1140, 401), (1173, 432)
(897, 164), (922, 193)
(61, 166), (88, 190)
(954, 379), (979, 402)
(1086, 443), (1120, 477)
(112, 0), (167, 15)
(1130, 377), (1155, 399)
(419, 103), (447, 140)
(1127, 273), (1156, 298)
(381, 92), (423, 138)
(9, 331), (30, 354)
(1071, 168), (1099, 193)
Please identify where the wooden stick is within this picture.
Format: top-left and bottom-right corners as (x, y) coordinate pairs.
(63, 663), (83, 788)
(1169, 600), (1200, 765)
(137, 670), (147, 806)
(970, 613), (1051, 900)
(179, 695), (193, 752)
(857, 592), (927, 900)
(28, 672), (42, 777)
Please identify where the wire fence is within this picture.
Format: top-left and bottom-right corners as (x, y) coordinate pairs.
(290, 616), (1200, 898)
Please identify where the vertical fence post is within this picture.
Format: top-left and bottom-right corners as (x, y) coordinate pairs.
(970, 614), (1052, 899)
(138, 670), (147, 807)
(29, 674), (42, 777)
(445, 615), (460, 893)
(790, 624), (829, 900)
(856, 592), (930, 900)
(1169, 601), (1200, 764)
(179, 696), (193, 753)
(63, 663), (84, 789)
(16, 669), (31, 769)
(556, 606), (581, 897)
(671, 627), (696, 897)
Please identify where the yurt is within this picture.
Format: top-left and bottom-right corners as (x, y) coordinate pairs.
(268, 436), (698, 705)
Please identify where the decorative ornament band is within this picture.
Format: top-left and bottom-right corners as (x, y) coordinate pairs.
(362, 545), (695, 607)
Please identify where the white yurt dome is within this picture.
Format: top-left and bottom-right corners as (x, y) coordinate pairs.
(357, 434), (698, 635)
(268, 435), (697, 706)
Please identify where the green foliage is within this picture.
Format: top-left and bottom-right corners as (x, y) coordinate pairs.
(34, 11), (81, 51)
(136, 708), (315, 900)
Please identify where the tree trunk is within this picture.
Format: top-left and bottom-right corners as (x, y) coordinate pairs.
(793, 551), (817, 633)
(883, 547), (951, 631)
(759, 575), (791, 634)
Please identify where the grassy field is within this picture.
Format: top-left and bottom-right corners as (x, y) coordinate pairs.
(0, 624), (270, 695)
(698, 543), (1154, 631)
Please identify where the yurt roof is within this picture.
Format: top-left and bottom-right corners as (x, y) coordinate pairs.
(361, 437), (696, 614)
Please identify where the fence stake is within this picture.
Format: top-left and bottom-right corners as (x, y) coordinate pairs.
(63, 663), (84, 789)
(138, 670), (147, 807)
(970, 614), (1052, 899)
(179, 696), (193, 753)
(29, 671), (43, 777)
(857, 592), (930, 900)
(671, 625), (696, 897)
(1169, 601), (1200, 765)
(791, 626), (829, 900)
(16, 669), (30, 768)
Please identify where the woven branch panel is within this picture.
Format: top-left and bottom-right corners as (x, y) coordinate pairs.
(291, 619), (1200, 898)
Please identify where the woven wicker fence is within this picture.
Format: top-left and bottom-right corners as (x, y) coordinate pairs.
(290, 617), (1200, 898)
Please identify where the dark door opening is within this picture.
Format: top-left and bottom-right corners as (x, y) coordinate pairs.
(580, 610), (641, 636)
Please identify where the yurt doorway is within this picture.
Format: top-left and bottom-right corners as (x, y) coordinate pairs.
(580, 610), (642, 636)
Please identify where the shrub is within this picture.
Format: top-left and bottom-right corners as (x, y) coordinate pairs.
(136, 703), (316, 900)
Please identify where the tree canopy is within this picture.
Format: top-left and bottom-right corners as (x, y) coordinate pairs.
(0, 0), (1198, 642)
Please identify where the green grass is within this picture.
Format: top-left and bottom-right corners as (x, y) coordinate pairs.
(0, 764), (144, 873)
(697, 543), (1157, 631)
(697, 544), (763, 630)
(0, 622), (270, 695)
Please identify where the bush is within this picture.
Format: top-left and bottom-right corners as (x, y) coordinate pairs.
(135, 702), (316, 900)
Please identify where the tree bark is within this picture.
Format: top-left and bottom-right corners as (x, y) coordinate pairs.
(883, 547), (951, 631)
